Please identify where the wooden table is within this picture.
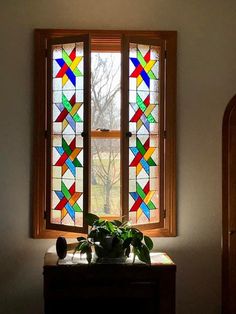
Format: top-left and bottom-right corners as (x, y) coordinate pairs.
(43, 246), (176, 314)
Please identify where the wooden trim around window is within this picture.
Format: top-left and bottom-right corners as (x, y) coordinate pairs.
(162, 33), (177, 237)
(32, 29), (177, 238)
(222, 94), (236, 313)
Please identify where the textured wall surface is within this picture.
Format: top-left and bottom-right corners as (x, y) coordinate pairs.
(1, 0), (236, 313)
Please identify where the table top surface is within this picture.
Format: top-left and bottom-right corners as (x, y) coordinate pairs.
(44, 245), (175, 267)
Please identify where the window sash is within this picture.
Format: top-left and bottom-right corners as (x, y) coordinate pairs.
(121, 36), (165, 230)
(91, 130), (120, 138)
(46, 35), (91, 233)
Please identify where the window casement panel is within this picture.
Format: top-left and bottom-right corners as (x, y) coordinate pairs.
(122, 36), (165, 230)
(46, 35), (90, 233)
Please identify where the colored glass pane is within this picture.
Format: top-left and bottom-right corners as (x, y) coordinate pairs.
(51, 42), (84, 227)
(91, 138), (121, 217)
(128, 43), (160, 225)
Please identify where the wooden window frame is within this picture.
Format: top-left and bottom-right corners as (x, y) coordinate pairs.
(32, 29), (177, 238)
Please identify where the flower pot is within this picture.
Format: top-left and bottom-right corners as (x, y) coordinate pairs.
(93, 235), (127, 264)
(92, 253), (127, 264)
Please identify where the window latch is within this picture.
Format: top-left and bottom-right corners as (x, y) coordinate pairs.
(126, 131), (132, 137)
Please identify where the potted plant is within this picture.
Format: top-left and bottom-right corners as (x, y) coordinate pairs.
(74, 213), (153, 265)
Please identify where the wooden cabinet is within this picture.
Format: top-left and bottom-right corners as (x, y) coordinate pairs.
(43, 248), (176, 314)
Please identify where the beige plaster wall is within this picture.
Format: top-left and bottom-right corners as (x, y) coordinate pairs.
(1, 0), (236, 313)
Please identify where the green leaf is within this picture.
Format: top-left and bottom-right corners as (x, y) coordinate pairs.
(105, 221), (115, 233)
(88, 229), (98, 240)
(137, 244), (151, 265)
(131, 228), (143, 241)
(112, 220), (122, 227)
(93, 218), (106, 227)
(131, 238), (142, 248)
(80, 243), (90, 254)
(76, 240), (88, 252)
(97, 227), (111, 235)
(123, 238), (132, 249)
(120, 220), (131, 228)
(86, 213), (99, 226)
(77, 236), (86, 242)
(80, 246), (88, 254)
(144, 236), (153, 250)
(92, 227), (110, 242)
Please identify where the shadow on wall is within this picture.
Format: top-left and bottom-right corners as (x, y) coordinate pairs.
(0, 245), (45, 314)
(167, 245), (221, 314)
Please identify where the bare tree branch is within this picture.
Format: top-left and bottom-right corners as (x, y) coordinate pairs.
(91, 53), (121, 213)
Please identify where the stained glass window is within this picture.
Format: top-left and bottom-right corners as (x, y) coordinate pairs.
(128, 43), (160, 225)
(50, 41), (85, 227)
(33, 30), (177, 238)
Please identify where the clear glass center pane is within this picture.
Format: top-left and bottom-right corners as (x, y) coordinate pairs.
(91, 138), (120, 217)
(91, 52), (121, 130)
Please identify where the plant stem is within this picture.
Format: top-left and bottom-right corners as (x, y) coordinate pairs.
(132, 253), (136, 264)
